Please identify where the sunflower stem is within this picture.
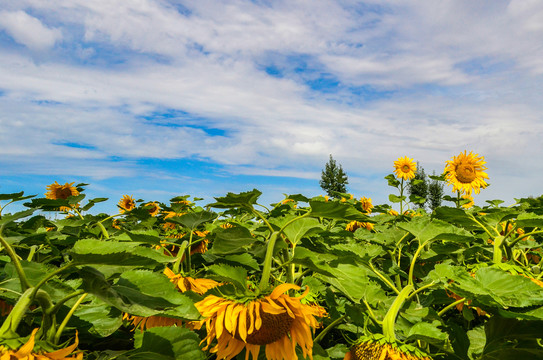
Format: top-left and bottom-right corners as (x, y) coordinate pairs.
(259, 231), (279, 291)
(382, 284), (413, 341)
(54, 292), (88, 344)
(438, 297), (466, 317)
(408, 239), (430, 287)
(314, 315), (346, 344)
(0, 230), (31, 291)
(0, 287), (34, 338)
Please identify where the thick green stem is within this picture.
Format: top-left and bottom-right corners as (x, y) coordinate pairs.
(368, 261), (400, 295)
(259, 232), (279, 291)
(0, 287), (34, 338)
(0, 232), (30, 291)
(408, 240), (430, 287)
(382, 284), (414, 341)
(54, 293), (88, 344)
(34, 290), (56, 342)
(47, 290), (86, 317)
(314, 315), (346, 344)
(172, 241), (188, 274)
(493, 236), (505, 263)
(438, 297), (466, 317)
(96, 222), (110, 239)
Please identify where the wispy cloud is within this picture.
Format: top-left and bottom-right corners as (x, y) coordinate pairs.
(0, 0), (542, 209)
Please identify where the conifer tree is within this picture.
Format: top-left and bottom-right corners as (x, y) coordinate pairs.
(428, 172), (445, 211)
(408, 162), (428, 209)
(319, 154), (348, 197)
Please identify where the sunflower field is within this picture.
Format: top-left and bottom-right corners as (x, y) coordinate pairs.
(0, 151), (543, 360)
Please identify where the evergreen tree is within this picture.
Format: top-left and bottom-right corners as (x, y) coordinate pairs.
(428, 172), (445, 211)
(319, 154), (348, 197)
(408, 162), (428, 209)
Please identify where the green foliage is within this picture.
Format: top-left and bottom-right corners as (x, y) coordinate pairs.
(319, 154), (349, 197)
(407, 163), (428, 209)
(428, 172), (445, 211)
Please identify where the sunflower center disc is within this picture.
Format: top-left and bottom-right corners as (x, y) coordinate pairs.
(233, 310), (294, 345)
(455, 163), (476, 183)
(402, 165), (411, 173)
(57, 188), (74, 199)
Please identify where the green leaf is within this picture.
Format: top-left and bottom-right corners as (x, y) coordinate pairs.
(207, 189), (262, 208)
(129, 327), (205, 360)
(166, 211), (217, 230)
(309, 201), (369, 221)
(435, 265), (543, 309)
(385, 174), (401, 187)
(280, 216), (322, 245)
(71, 239), (174, 267)
(0, 192), (26, 201)
(433, 207), (480, 228)
(406, 321), (448, 345)
(398, 216), (474, 243)
(208, 226), (258, 255)
(74, 296), (123, 337)
(389, 194), (406, 203)
(207, 264), (247, 292)
(0, 209), (36, 225)
(515, 212), (543, 229)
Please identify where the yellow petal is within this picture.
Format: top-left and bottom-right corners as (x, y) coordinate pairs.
(14, 328), (39, 357)
(269, 283), (300, 299)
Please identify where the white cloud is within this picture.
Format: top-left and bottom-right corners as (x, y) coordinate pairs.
(0, 10), (61, 51)
(0, 1), (542, 206)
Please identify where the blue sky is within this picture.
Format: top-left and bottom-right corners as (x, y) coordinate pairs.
(0, 0), (542, 214)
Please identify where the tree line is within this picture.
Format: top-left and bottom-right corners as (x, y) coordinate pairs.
(319, 155), (444, 211)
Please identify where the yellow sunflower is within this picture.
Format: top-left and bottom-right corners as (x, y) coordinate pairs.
(124, 268), (220, 331)
(461, 194), (474, 209)
(444, 150), (489, 195)
(360, 197), (373, 214)
(393, 157), (417, 181)
(196, 283), (326, 360)
(0, 328), (82, 359)
(145, 202), (160, 216)
(346, 221), (374, 232)
(344, 336), (432, 360)
(118, 195), (136, 213)
(45, 182), (79, 212)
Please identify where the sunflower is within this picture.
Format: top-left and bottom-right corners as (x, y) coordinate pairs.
(196, 283), (326, 360)
(346, 221), (374, 232)
(344, 335), (432, 360)
(118, 195), (136, 213)
(444, 150), (489, 195)
(45, 182), (79, 212)
(145, 202), (160, 216)
(0, 328), (82, 359)
(461, 194), (474, 209)
(388, 209), (399, 216)
(393, 157), (416, 181)
(124, 268), (220, 331)
(360, 197), (373, 214)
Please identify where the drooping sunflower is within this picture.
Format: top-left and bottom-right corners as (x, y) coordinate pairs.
(444, 150), (489, 195)
(360, 197), (373, 214)
(196, 283), (326, 360)
(0, 328), (82, 359)
(344, 335), (432, 360)
(461, 194), (474, 209)
(45, 182), (79, 211)
(118, 195), (136, 213)
(124, 267), (220, 331)
(346, 221), (374, 232)
(145, 202), (160, 216)
(393, 157), (417, 181)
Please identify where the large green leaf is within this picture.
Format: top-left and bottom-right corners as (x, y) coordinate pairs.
(73, 296), (123, 337)
(127, 327), (205, 360)
(308, 200), (369, 221)
(207, 264), (247, 292)
(514, 212), (543, 229)
(207, 226), (257, 255)
(279, 216), (322, 245)
(398, 216), (474, 243)
(433, 207), (479, 229)
(166, 211), (217, 230)
(434, 265), (543, 309)
(207, 189), (262, 208)
(70, 239), (174, 267)
(79, 267), (200, 320)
